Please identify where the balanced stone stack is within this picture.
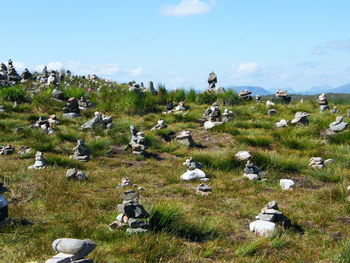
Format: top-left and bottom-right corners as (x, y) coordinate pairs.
(174, 101), (188, 112)
(109, 190), (150, 234)
(78, 97), (94, 110)
(176, 131), (195, 147)
(202, 103), (233, 129)
(331, 106), (340, 114)
(63, 98), (80, 118)
(239, 90), (252, 100)
(309, 157), (333, 169)
(31, 116), (58, 135)
(275, 89), (291, 104)
(0, 182), (10, 227)
(7, 59), (21, 84)
(47, 71), (59, 86)
(117, 178), (144, 190)
(275, 119), (288, 128)
(255, 94), (261, 103)
(250, 201), (291, 237)
(45, 238), (96, 263)
(180, 157), (208, 181)
(66, 168), (88, 180)
(317, 93), (329, 112)
(196, 184), (212, 196)
(242, 161), (268, 181)
(28, 151), (46, 169)
(291, 112), (310, 126)
(0, 63), (7, 85)
(329, 116), (348, 132)
(207, 71), (217, 92)
(151, 120), (167, 130)
(52, 88), (65, 101)
(129, 125), (147, 155)
(71, 140), (90, 162)
(0, 144), (15, 155)
(21, 68), (32, 82)
(222, 109), (233, 122)
(80, 112), (113, 130)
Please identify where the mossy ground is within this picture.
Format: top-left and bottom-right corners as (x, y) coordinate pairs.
(1, 82), (350, 262)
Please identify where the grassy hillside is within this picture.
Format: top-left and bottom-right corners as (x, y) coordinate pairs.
(1, 79), (350, 263)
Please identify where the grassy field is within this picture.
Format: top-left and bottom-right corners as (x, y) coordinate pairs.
(1, 79), (350, 263)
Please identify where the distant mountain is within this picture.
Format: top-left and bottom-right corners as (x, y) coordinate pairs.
(299, 86), (333, 95)
(227, 86), (272, 96)
(331, 84), (350, 94)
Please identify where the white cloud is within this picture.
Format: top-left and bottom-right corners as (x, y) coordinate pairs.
(312, 39), (350, 55)
(160, 0), (215, 17)
(235, 62), (260, 76)
(128, 67), (144, 77)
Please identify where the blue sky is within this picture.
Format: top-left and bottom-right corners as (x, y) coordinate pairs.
(1, 0), (350, 91)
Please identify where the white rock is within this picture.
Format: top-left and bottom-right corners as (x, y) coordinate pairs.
(324, 159), (334, 166)
(249, 220), (276, 237)
(204, 121), (223, 130)
(279, 179), (295, 190)
(242, 173), (259, 181)
(180, 169), (206, 181)
(235, 151), (251, 161)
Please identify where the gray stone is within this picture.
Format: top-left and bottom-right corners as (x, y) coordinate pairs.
(330, 116), (348, 132)
(126, 228), (148, 234)
(123, 202), (149, 219)
(180, 169), (206, 181)
(28, 151), (46, 169)
(71, 140), (90, 162)
(183, 157), (202, 170)
(176, 131), (195, 147)
(66, 169), (88, 180)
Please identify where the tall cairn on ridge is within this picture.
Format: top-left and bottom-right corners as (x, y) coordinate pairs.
(275, 89), (291, 104)
(317, 93), (329, 112)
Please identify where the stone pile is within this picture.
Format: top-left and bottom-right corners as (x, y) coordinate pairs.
(51, 88), (65, 101)
(109, 190), (150, 234)
(309, 157), (333, 169)
(242, 161), (268, 181)
(117, 178), (143, 190)
(80, 112), (113, 130)
(71, 140), (90, 162)
(30, 115), (59, 134)
(317, 93), (329, 112)
(329, 116), (348, 132)
(63, 98), (80, 118)
(275, 119), (288, 128)
(66, 168), (88, 180)
(331, 106), (340, 114)
(151, 120), (167, 130)
(275, 89), (291, 104)
(18, 146), (31, 156)
(0, 144), (15, 155)
(45, 238), (96, 263)
(78, 97), (94, 110)
(250, 201), (291, 237)
(164, 101), (188, 114)
(6, 59), (21, 84)
(206, 71), (225, 93)
(47, 71), (59, 86)
(0, 182), (10, 227)
(239, 89), (252, 100)
(129, 125), (147, 155)
(176, 131), (195, 147)
(181, 157), (208, 181)
(255, 94), (261, 103)
(196, 184), (212, 196)
(202, 103), (233, 129)
(128, 81), (156, 94)
(291, 112), (310, 126)
(28, 151), (46, 169)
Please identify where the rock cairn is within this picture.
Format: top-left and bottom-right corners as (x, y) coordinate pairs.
(31, 115), (59, 134)
(317, 93), (329, 112)
(275, 89), (291, 104)
(206, 71), (225, 93)
(309, 157), (333, 169)
(242, 161), (267, 181)
(176, 131), (195, 147)
(78, 97), (94, 110)
(66, 168), (88, 180)
(250, 201), (291, 237)
(164, 101), (188, 114)
(71, 140), (90, 162)
(180, 157), (208, 181)
(331, 106), (340, 114)
(196, 184), (212, 196)
(255, 94), (261, 103)
(28, 151), (46, 169)
(129, 125), (147, 155)
(52, 88), (65, 101)
(151, 120), (167, 130)
(117, 178), (143, 190)
(202, 103), (233, 129)
(0, 182), (10, 227)
(63, 98), (80, 118)
(291, 112), (310, 126)
(0, 144), (15, 155)
(45, 238), (96, 263)
(109, 190), (150, 234)
(239, 89), (252, 100)
(80, 112), (113, 130)
(329, 116), (348, 132)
